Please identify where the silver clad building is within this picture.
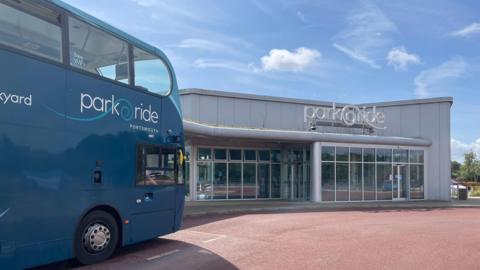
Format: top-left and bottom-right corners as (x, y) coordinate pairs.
(180, 89), (452, 202)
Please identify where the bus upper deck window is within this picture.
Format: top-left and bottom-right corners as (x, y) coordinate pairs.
(68, 17), (129, 84)
(0, 1), (62, 62)
(133, 47), (172, 96)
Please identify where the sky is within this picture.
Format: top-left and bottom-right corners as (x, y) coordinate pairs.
(63, 0), (480, 162)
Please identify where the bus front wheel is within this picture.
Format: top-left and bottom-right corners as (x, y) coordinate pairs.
(75, 210), (119, 265)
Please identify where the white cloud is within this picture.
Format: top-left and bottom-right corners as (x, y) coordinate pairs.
(451, 138), (480, 162)
(297, 11), (306, 23)
(333, 43), (380, 69)
(333, 1), (397, 68)
(131, 0), (156, 7)
(260, 47), (320, 72)
(414, 56), (467, 98)
(178, 38), (221, 50)
(193, 58), (254, 73)
(386, 47), (421, 70)
(178, 38), (246, 57)
(451, 22), (480, 37)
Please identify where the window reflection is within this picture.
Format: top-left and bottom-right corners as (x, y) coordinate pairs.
(410, 150), (424, 163)
(213, 163), (227, 199)
(271, 164), (281, 198)
(376, 149), (392, 163)
(198, 148), (211, 160)
(257, 164), (270, 198)
(321, 146), (424, 202)
(195, 148), (282, 200)
(258, 150), (270, 161)
(336, 163), (349, 201)
(69, 17), (129, 83)
(363, 163), (376, 200)
(214, 149), (226, 160)
(271, 150), (281, 163)
(0, 2), (62, 62)
(322, 146), (335, 161)
(350, 163), (362, 201)
(410, 165), (424, 199)
(136, 145), (176, 186)
(133, 47), (171, 95)
(393, 149), (408, 163)
(244, 150), (256, 161)
(196, 163), (212, 200)
(336, 147), (349, 162)
(228, 163), (241, 199)
(243, 163), (256, 199)
(376, 164), (392, 200)
(363, 148), (375, 162)
(350, 148), (362, 162)
(322, 163), (335, 201)
(229, 149), (242, 161)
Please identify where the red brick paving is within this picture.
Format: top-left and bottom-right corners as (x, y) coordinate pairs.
(35, 208), (480, 270)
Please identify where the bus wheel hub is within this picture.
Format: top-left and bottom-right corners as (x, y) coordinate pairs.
(83, 223), (111, 253)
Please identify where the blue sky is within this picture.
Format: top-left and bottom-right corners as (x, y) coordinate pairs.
(63, 0), (480, 162)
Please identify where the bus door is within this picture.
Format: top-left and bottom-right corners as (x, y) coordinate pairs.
(130, 144), (178, 242)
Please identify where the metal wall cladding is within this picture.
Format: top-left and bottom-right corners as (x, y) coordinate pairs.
(181, 92), (450, 137)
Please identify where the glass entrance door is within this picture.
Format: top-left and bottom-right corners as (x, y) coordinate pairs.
(288, 150), (309, 201)
(291, 163), (304, 200)
(393, 165), (407, 200)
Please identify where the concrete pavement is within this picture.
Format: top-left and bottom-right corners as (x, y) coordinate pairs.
(184, 197), (480, 216)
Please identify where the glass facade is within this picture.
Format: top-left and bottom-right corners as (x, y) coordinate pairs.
(321, 162), (335, 201)
(335, 163), (349, 201)
(190, 145), (424, 202)
(195, 148), (281, 200)
(213, 163), (227, 199)
(243, 163), (256, 199)
(350, 162), (362, 201)
(228, 163), (242, 199)
(321, 146), (424, 201)
(257, 164), (270, 198)
(196, 162), (212, 200)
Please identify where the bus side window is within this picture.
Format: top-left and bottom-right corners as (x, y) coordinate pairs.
(68, 16), (129, 84)
(0, 1), (63, 62)
(136, 145), (177, 186)
(133, 47), (172, 96)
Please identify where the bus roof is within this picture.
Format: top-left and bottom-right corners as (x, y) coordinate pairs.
(48, 0), (170, 62)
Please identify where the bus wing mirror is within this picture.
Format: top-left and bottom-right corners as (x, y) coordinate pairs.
(178, 149), (185, 166)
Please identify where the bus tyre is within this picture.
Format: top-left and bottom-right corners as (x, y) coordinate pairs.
(75, 210), (119, 265)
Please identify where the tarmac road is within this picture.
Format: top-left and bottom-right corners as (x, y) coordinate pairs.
(33, 207), (480, 270)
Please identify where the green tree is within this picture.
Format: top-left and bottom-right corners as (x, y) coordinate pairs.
(460, 151), (480, 181)
(451, 160), (462, 179)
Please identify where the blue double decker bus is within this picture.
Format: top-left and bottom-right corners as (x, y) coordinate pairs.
(0, 0), (185, 268)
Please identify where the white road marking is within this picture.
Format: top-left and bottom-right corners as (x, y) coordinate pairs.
(184, 230), (228, 243)
(203, 235), (227, 243)
(186, 230), (226, 238)
(146, 249), (180, 261)
(0, 208), (10, 218)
